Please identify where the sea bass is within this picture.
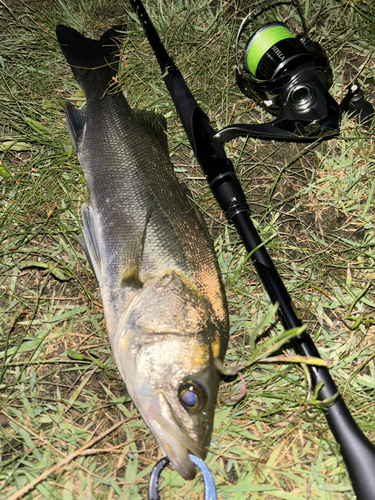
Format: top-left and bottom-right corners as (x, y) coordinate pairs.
(56, 25), (229, 479)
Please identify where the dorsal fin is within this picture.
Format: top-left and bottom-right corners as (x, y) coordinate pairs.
(135, 109), (169, 155)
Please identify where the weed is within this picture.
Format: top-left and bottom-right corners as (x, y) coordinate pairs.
(0, 1), (374, 498)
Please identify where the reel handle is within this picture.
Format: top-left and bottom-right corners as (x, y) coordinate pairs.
(340, 81), (374, 127)
(215, 81), (373, 144)
(215, 72), (341, 142)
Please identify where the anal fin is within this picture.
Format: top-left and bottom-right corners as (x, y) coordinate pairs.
(65, 101), (86, 150)
(81, 204), (102, 283)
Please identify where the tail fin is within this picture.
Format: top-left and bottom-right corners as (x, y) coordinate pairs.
(56, 25), (125, 94)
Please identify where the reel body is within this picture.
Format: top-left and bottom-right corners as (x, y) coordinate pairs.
(215, 0), (373, 144)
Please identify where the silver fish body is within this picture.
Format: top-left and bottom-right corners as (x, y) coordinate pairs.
(56, 25), (228, 479)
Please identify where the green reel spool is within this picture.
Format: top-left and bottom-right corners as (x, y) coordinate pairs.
(243, 21), (308, 80)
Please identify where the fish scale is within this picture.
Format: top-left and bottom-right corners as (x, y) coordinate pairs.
(84, 94), (226, 329)
(85, 98), (192, 275)
(57, 23), (228, 480)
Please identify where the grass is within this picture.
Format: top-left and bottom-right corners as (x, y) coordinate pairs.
(0, 0), (375, 498)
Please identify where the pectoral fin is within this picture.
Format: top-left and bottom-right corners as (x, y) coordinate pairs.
(121, 235), (143, 289)
(121, 208), (153, 289)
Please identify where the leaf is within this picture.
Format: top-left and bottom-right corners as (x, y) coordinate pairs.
(65, 367), (98, 411)
(47, 264), (73, 281)
(23, 116), (50, 135)
(67, 350), (90, 361)
(66, 350), (109, 376)
(217, 323), (307, 376)
(0, 140), (33, 151)
(43, 307), (87, 323)
(20, 260), (49, 270)
(61, 138), (74, 157)
(0, 165), (10, 179)
(20, 260), (73, 281)
(258, 355), (329, 367)
(249, 302), (279, 351)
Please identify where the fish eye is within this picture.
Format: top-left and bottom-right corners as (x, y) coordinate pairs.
(178, 380), (206, 412)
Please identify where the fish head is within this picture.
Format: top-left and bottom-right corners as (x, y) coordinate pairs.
(140, 360), (220, 480)
(112, 272), (225, 480)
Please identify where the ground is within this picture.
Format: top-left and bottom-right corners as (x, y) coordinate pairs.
(1, 0), (375, 499)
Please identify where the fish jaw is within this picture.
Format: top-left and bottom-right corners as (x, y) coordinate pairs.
(115, 328), (220, 480)
(137, 392), (201, 480)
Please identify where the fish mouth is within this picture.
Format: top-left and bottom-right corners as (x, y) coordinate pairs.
(144, 393), (205, 480)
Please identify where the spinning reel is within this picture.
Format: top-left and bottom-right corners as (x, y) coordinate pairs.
(215, 0), (373, 144)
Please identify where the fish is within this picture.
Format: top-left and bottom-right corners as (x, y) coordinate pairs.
(56, 24), (229, 480)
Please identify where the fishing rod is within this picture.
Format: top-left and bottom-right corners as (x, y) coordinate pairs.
(130, 1), (375, 498)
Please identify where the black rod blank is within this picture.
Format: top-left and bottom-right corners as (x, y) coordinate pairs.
(130, 1), (375, 498)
